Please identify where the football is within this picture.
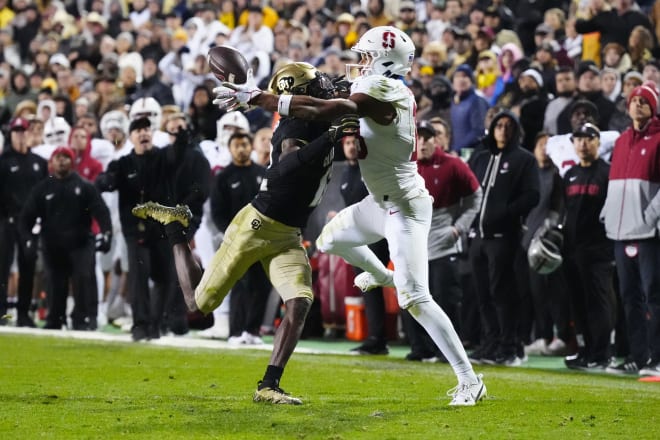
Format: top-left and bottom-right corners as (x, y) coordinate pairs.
(207, 45), (250, 84)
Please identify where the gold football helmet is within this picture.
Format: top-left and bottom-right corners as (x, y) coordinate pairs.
(267, 62), (335, 99)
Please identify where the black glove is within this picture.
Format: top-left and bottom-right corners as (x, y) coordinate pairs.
(95, 231), (112, 253)
(328, 114), (360, 144)
(331, 76), (351, 98)
(174, 128), (192, 149)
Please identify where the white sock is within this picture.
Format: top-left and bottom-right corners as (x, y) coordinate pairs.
(408, 300), (477, 384)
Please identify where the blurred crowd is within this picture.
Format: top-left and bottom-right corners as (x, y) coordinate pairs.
(2, 0), (660, 376)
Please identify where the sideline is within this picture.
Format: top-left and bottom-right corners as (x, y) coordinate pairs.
(0, 326), (346, 355)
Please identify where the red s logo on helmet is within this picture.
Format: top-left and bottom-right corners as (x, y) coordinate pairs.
(382, 31), (396, 49)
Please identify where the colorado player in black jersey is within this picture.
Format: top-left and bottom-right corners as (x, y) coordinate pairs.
(132, 63), (358, 405)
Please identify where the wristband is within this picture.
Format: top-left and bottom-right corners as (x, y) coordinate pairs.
(278, 95), (293, 116)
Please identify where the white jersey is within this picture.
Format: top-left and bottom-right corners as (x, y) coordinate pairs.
(30, 143), (56, 161)
(90, 138), (115, 170)
(351, 75), (426, 202)
(546, 130), (620, 177)
(199, 139), (231, 174)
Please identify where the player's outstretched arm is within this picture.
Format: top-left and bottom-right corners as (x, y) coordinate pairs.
(252, 94), (357, 122)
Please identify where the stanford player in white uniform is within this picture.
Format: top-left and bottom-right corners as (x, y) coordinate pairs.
(215, 26), (486, 406)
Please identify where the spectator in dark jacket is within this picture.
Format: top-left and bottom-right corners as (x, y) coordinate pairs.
(20, 147), (112, 330)
(513, 68), (549, 151)
(562, 123), (617, 371)
(211, 131), (268, 344)
(0, 117), (48, 327)
(467, 110), (540, 367)
(188, 85), (224, 142)
(129, 56), (174, 106)
(95, 117), (188, 341)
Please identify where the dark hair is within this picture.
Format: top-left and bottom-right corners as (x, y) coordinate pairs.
(228, 131), (252, 146)
(534, 131), (549, 145)
(556, 65), (574, 75)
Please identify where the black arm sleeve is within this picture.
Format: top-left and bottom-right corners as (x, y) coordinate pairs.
(278, 132), (332, 176)
(95, 160), (119, 192)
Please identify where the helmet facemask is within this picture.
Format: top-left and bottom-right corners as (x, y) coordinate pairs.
(345, 26), (415, 82)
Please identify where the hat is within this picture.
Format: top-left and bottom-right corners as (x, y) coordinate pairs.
(535, 23), (553, 35)
(453, 64), (474, 82)
(129, 117), (151, 133)
(570, 99), (599, 120)
(623, 70), (644, 84)
(86, 12), (107, 28)
(400, 1), (416, 10)
(49, 53), (70, 69)
(628, 82), (659, 115)
(172, 27), (188, 42)
(420, 65), (435, 76)
(478, 50), (497, 61)
(9, 117), (29, 131)
(576, 61), (600, 78)
(451, 26), (471, 39)
(477, 27), (495, 41)
(521, 68), (544, 87)
(51, 146), (75, 161)
(572, 122), (600, 139)
(116, 31), (135, 45)
(417, 120), (436, 138)
(484, 6), (500, 17)
(537, 41), (554, 53)
(336, 13), (355, 24)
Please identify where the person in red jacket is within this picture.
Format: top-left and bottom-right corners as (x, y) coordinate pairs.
(602, 82), (660, 376)
(69, 124), (103, 182)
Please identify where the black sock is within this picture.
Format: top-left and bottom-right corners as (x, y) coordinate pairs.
(165, 222), (188, 246)
(260, 365), (284, 389)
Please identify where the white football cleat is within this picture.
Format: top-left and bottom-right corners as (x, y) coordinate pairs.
(447, 374), (486, 406)
(354, 269), (395, 292)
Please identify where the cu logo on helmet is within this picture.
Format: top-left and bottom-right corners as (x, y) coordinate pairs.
(382, 31), (396, 49)
(277, 77), (294, 93)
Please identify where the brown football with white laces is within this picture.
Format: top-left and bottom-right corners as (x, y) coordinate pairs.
(207, 45), (249, 84)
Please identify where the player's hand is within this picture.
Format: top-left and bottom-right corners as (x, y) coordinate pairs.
(95, 231), (112, 253)
(331, 75), (351, 98)
(328, 114), (360, 143)
(213, 68), (261, 111)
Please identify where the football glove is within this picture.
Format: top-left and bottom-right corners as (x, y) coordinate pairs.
(212, 68), (261, 111)
(95, 231), (112, 253)
(328, 114), (360, 143)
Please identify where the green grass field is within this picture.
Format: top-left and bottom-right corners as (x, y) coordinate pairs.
(1, 332), (659, 439)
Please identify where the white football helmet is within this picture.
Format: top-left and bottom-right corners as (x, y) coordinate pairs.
(216, 111), (250, 147)
(346, 26), (416, 81)
(100, 110), (130, 139)
(129, 97), (162, 130)
(43, 116), (71, 147)
(528, 226), (564, 275)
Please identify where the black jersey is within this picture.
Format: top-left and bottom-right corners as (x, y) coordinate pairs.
(0, 149), (48, 221)
(563, 158), (611, 256)
(251, 117), (332, 228)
